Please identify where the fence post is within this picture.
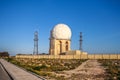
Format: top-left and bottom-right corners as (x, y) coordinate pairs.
(102, 54), (103, 59)
(109, 54), (110, 60)
(80, 54), (81, 59)
(117, 54), (118, 59)
(79, 54), (81, 59)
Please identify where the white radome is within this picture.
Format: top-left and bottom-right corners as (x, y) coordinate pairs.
(52, 23), (72, 39)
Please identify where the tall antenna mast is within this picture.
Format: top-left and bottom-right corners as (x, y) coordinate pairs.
(80, 32), (83, 51)
(33, 31), (39, 55)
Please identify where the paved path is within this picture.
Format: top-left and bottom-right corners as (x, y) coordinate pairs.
(0, 63), (12, 80)
(0, 59), (44, 80)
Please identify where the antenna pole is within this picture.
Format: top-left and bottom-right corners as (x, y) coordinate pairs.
(80, 32), (83, 51)
(33, 31), (39, 55)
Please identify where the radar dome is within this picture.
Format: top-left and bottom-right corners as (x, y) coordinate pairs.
(52, 24), (72, 39)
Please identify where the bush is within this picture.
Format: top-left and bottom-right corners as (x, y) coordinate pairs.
(32, 64), (48, 70)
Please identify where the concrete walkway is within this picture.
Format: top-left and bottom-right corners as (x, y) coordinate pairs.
(0, 59), (44, 80)
(0, 62), (12, 80)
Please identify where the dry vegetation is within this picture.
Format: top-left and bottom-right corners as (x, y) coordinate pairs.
(98, 59), (120, 80)
(5, 57), (86, 80)
(5, 58), (120, 80)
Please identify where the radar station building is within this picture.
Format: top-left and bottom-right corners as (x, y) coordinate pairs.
(49, 23), (87, 55)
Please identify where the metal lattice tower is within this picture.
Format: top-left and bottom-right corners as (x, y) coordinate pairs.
(33, 31), (38, 55)
(80, 32), (83, 51)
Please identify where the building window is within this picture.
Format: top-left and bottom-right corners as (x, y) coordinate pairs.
(60, 41), (62, 53)
(66, 41), (68, 51)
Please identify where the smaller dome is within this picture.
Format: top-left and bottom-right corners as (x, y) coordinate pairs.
(52, 23), (72, 39)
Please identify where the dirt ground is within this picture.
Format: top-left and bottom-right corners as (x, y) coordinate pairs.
(55, 60), (107, 80)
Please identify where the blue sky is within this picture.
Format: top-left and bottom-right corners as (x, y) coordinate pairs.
(0, 0), (120, 55)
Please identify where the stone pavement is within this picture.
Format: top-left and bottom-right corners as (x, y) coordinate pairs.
(0, 59), (45, 80)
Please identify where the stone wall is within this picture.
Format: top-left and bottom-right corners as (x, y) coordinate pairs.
(16, 54), (120, 59)
(49, 39), (71, 55)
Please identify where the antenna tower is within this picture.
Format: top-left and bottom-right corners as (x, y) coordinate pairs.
(33, 31), (38, 55)
(80, 32), (83, 51)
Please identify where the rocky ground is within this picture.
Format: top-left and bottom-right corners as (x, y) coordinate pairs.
(54, 60), (107, 80)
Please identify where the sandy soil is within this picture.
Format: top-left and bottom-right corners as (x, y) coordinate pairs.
(55, 60), (107, 80)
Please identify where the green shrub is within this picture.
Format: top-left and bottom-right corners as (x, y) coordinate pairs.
(32, 64), (48, 70)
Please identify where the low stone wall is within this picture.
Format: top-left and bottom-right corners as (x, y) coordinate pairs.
(16, 54), (120, 59)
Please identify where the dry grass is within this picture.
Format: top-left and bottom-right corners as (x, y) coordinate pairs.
(98, 59), (120, 80)
(5, 57), (86, 80)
